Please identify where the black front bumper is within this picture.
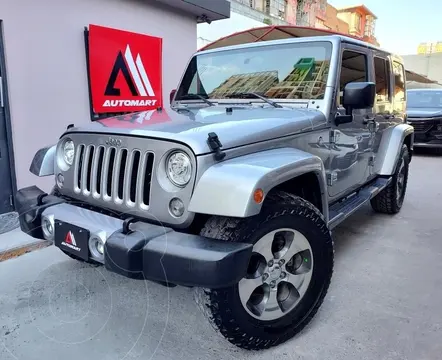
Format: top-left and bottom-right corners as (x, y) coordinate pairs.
(15, 186), (253, 289)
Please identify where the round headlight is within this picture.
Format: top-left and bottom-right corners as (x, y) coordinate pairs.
(63, 140), (75, 166)
(166, 151), (192, 187)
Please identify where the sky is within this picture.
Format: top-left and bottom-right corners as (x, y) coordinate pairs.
(328, 0), (442, 55)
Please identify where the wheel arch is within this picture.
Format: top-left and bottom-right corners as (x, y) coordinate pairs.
(374, 123), (414, 176)
(29, 145), (56, 177)
(188, 148), (329, 221)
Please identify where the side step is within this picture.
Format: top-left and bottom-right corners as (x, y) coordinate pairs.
(328, 177), (392, 229)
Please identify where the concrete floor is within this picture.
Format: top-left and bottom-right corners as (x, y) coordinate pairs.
(1, 151), (442, 360)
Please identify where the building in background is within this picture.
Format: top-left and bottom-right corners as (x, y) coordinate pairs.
(319, 3), (349, 34)
(198, 1), (379, 50)
(417, 42), (442, 55)
(335, 4), (379, 45)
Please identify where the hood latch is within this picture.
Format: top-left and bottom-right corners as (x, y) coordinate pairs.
(207, 132), (226, 161)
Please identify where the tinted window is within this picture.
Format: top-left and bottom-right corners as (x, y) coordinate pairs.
(407, 91), (442, 108)
(374, 57), (391, 102)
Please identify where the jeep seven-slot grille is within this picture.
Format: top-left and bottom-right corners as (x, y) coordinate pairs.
(74, 144), (154, 207)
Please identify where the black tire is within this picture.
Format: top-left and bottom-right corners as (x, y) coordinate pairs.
(194, 191), (334, 350)
(370, 144), (410, 214)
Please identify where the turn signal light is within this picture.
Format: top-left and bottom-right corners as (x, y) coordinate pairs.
(254, 188), (264, 204)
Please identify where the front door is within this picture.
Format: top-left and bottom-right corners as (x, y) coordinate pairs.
(0, 28), (14, 214)
(328, 47), (374, 199)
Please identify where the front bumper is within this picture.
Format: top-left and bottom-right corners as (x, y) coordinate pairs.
(408, 119), (442, 148)
(413, 141), (442, 148)
(15, 186), (253, 288)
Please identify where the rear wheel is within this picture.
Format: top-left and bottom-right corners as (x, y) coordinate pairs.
(371, 144), (410, 214)
(194, 191), (334, 350)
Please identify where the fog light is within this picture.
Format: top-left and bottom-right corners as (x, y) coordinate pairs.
(437, 124), (442, 131)
(42, 215), (55, 240)
(89, 235), (105, 261)
(169, 198), (185, 217)
(96, 241), (104, 255)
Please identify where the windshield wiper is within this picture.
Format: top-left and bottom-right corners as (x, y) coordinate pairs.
(226, 92), (283, 108)
(179, 93), (215, 106)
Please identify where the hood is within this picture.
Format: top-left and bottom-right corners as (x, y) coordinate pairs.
(66, 106), (327, 155)
(407, 107), (442, 118)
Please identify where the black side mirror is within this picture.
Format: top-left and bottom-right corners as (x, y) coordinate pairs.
(336, 82), (375, 125)
(170, 89), (177, 105)
(343, 82), (375, 109)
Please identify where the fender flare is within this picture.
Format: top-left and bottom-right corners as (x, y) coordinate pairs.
(374, 124), (414, 176)
(188, 148), (329, 221)
(29, 145), (56, 177)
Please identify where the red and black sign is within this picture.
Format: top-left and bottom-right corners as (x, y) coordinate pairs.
(87, 24), (163, 114)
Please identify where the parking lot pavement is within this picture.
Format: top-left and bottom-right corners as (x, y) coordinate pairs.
(1, 151), (442, 360)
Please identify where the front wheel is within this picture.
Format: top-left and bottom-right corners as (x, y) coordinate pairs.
(194, 192), (334, 350)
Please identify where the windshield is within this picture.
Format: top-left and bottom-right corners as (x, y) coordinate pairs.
(407, 90), (442, 108)
(175, 41), (333, 102)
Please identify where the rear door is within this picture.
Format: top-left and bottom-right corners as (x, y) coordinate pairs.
(370, 52), (394, 177)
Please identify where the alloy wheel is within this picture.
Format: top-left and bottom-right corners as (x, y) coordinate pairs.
(238, 228), (313, 321)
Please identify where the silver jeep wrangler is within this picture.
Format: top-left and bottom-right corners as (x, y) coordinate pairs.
(16, 34), (413, 350)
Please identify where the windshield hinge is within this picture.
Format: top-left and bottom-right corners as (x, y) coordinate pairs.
(207, 132), (226, 161)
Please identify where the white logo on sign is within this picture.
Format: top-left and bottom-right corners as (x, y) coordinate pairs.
(124, 45), (155, 97)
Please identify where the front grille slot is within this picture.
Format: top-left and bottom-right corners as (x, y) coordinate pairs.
(74, 143), (154, 208)
(143, 153), (155, 206)
(76, 145), (85, 190)
(117, 149), (128, 200)
(106, 148), (116, 197)
(95, 147), (105, 195)
(85, 146), (94, 192)
(130, 151), (141, 203)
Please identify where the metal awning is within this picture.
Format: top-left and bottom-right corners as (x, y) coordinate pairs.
(405, 69), (439, 84)
(198, 25), (363, 51)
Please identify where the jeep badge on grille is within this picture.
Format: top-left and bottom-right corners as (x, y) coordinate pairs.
(105, 137), (122, 147)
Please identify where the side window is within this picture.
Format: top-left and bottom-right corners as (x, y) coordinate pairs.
(338, 50), (368, 106)
(392, 61), (406, 102)
(374, 57), (391, 102)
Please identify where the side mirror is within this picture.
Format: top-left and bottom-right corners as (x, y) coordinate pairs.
(170, 89), (177, 105)
(343, 82), (375, 109)
(336, 82), (375, 125)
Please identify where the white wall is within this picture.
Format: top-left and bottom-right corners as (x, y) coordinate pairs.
(403, 53), (442, 86)
(0, 0), (196, 191)
(197, 11), (264, 49)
